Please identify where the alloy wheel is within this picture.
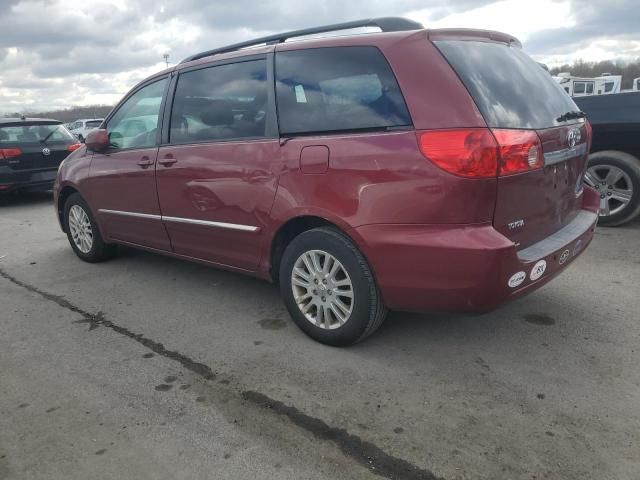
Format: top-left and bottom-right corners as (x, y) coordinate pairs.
(291, 250), (354, 329)
(584, 165), (633, 217)
(68, 205), (93, 253)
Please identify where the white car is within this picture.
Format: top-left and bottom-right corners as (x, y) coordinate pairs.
(66, 118), (104, 142)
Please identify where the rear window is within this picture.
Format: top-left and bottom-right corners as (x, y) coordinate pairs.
(275, 46), (411, 135)
(435, 40), (579, 129)
(0, 123), (75, 144)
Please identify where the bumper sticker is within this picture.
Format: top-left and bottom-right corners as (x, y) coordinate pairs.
(530, 260), (547, 281)
(508, 271), (526, 288)
(559, 249), (570, 265)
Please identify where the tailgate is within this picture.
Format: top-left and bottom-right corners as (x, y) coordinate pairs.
(494, 123), (589, 248)
(434, 38), (591, 248)
(0, 123), (76, 172)
(5, 143), (69, 171)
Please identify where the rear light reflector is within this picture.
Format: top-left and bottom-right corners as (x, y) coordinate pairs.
(492, 130), (544, 176)
(0, 148), (22, 159)
(418, 129), (498, 178)
(67, 143), (82, 153)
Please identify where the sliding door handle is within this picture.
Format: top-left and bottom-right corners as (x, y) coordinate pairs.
(158, 154), (177, 166)
(137, 156), (154, 168)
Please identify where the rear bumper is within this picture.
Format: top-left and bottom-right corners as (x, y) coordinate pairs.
(352, 186), (599, 313)
(0, 167), (57, 192)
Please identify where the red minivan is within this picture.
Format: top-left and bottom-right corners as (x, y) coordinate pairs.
(54, 18), (599, 345)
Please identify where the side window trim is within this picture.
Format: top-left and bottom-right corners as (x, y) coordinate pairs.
(103, 75), (170, 152)
(162, 54), (278, 146)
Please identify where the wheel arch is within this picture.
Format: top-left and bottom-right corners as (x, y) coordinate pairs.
(57, 185), (80, 232)
(267, 215), (371, 284)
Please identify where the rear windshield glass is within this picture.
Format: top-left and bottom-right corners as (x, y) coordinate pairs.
(435, 40), (579, 129)
(275, 46), (411, 135)
(0, 123), (75, 144)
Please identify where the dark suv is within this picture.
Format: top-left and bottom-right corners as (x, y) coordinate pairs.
(1, 118), (80, 193)
(54, 18), (599, 346)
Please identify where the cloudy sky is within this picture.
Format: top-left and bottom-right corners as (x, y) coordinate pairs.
(1, 0), (638, 114)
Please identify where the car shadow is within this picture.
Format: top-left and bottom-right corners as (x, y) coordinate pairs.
(109, 244), (544, 359)
(0, 190), (53, 207)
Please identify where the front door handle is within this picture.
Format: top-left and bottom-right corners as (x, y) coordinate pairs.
(158, 154), (177, 167)
(137, 156), (154, 168)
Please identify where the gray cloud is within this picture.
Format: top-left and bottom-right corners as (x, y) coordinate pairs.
(525, 0), (639, 55)
(0, 0), (638, 113)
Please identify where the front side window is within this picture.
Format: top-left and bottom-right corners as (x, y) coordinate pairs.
(86, 120), (102, 129)
(604, 82), (614, 93)
(275, 46), (411, 135)
(170, 59), (268, 144)
(107, 78), (167, 150)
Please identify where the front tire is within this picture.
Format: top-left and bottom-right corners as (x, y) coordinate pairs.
(64, 193), (116, 262)
(584, 151), (640, 226)
(279, 227), (387, 346)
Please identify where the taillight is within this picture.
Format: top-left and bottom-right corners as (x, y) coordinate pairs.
(67, 143), (82, 153)
(492, 130), (543, 176)
(0, 148), (22, 160)
(418, 129), (498, 178)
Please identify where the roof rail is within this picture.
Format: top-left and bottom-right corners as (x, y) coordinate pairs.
(180, 17), (424, 64)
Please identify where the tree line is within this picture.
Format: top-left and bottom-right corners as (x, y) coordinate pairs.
(550, 59), (640, 89)
(2, 105), (114, 123)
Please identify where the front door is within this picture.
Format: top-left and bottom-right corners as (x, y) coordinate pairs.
(89, 77), (172, 251)
(156, 58), (279, 271)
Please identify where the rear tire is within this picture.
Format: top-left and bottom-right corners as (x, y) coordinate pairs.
(279, 227), (387, 346)
(64, 193), (116, 262)
(585, 151), (640, 226)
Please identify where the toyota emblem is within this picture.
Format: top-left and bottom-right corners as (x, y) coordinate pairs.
(567, 128), (581, 149)
(42, 147), (51, 156)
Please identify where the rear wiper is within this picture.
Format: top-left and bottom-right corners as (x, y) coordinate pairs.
(39, 127), (58, 144)
(556, 110), (586, 123)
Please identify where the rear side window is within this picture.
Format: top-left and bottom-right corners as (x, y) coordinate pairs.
(435, 40), (579, 129)
(170, 59), (268, 144)
(275, 46), (411, 135)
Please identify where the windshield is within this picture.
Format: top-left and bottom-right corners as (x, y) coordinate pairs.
(0, 123), (76, 144)
(435, 40), (580, 129)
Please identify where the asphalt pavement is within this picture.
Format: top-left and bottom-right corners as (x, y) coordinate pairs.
(1, 191), (639, 480)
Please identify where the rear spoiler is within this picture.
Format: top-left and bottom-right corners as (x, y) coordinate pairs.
(428, 29), (522, 48)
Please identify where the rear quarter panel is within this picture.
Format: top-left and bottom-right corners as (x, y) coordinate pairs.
(269, 131), (497, 229)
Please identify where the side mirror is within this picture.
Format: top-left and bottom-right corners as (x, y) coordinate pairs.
(85, 129), (109, 152)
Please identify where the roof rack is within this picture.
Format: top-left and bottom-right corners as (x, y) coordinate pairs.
(180, 17), (423, 64)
